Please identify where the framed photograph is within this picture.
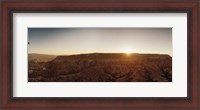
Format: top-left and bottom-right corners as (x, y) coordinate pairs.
(1, 0), (199, 109)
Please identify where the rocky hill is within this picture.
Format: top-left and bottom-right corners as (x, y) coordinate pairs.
(28, 53), (172, 82)
(28, 53), (56, 62)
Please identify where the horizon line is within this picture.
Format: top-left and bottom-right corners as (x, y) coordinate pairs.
(28, 52), (172, 56)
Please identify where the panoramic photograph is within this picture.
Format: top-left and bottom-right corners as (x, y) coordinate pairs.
(28, 28), (172, 82)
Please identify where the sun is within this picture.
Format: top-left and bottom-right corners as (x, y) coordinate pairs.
(126, 52), (131, 55)
(124, 49), (132, 55)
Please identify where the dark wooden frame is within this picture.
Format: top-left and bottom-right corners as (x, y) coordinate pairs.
(1, 0), (199, 109)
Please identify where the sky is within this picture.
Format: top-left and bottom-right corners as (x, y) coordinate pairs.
(28, 28), (172, 56)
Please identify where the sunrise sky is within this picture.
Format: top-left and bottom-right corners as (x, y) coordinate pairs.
(28, 28), (172, 56)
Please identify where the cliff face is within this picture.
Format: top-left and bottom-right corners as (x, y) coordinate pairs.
(29, 53), (172, 82)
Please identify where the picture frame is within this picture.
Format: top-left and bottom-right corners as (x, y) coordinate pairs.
(1, 0), (199, 109)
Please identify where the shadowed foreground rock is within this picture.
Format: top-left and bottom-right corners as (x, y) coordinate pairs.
(28, 53), (172, 82)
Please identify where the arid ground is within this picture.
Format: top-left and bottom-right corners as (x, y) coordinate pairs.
(28, 53), (172, 82)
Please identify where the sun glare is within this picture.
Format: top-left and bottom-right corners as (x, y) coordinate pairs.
(124, 49), (132, 56)
(126, 52), (131, 55)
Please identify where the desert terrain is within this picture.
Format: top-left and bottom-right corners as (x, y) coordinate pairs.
(28, 53), (172, 82)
